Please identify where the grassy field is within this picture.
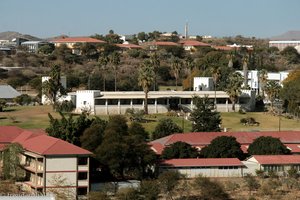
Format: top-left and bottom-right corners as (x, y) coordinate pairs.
(0, 105), (299, 133)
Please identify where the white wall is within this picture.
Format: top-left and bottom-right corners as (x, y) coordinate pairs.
(193, 77), (214, 91)
(75, 90), (101, 114)
(41, 76), (67, 105)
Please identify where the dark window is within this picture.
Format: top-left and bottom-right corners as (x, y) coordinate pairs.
(108, 99), (118, 105)
(78, 157), (88, 165)
(157, 98), (167, 105)
(77, 187), (88, 195)
(147, 99), (155, 105)
(132, 99), (143, 105)
(95, 99), (106, 105)
(120, 99), (131, 105)
(181, 98), (191, 104)
(78, 172), (88, 180)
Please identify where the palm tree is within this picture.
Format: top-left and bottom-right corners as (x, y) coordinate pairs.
(211, 66), (221, 110)
(225, 72), (243, 111)
(108, 52), (120, 91)
(258, 69), (268, 97)
(138, 60), (154, 114)
(265, 80), (282, 110)
(150, 52), (160, 91)
(98, 54), (109, 91)
(184, 56), (195, 91)
(242, 56), (249, 88)
(228, 53), (234, 68)
(170, 56), (182, 91)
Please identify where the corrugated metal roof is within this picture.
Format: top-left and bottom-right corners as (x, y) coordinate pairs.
(0, 85), (21, 99)
(251, 155), (300, 165)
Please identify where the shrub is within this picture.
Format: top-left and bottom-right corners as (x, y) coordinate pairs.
(54, 100), (74, 113)
(14, 94), (32, 105)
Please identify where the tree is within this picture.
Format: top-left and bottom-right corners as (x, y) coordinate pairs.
(192, 175), (230, 200)
(128, 121), (148, 141)
(150, 52), (160, 91)
(38, 44), (55, 55)
(211, 66), (221, 109)
(170, 56), (182, 90)
(47, 174), (76, 200)
(108, 52), (120, 91)
(242, 56), (249, 88)
(0, 99), (6, 112)
(138, 59), (154, 114)
(98, 54), (109, 91)
(265, 80), (281, 110)
(152, 118), (183, 140)
(258, 69), (268, 97)
(184, 56), (195, 91)
(42, 64), (66, 108)
(96, 115), (156, 179)
(80, 118), (107, 152)
(225, 72), (243, 111)
(190, 96), (222, 132)
(200, 136), (245, 160)
(158, 171), (181, 200)
(46, 112), (93, 145)
(162, 141), (198, 159)
(1, 143), (24, 180)
(248, 136), (290, 155)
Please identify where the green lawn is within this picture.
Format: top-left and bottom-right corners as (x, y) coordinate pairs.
(0, 106), (299, 133)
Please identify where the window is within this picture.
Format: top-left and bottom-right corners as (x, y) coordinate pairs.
(78, 172), (88, 180)
(77, 187), (88, 196)
(78, 157), (88, 165)
(120, 99), (131, 105)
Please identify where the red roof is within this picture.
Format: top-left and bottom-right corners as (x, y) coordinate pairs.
(161, 158), (243, 167)
(150, 131), (300, 154)
(286, 144), (300, 153)
(0, 126), (24, 143)
(213, 46), (234, 51)
(153, 41), (178, 46)
(252, 155), (300, 165)
(179, 40), (210, 47)
(0, 126), (92, 156)
(116, 43), (142, 49)
(51, 37), (105, 43)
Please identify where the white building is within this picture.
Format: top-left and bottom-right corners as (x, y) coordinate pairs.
(269, 40), (300, 51)
(160, 158), (244, 178)
(236, 70), (289, 91)
(71, 90), (256, 115)
(193, 77), (214, 91)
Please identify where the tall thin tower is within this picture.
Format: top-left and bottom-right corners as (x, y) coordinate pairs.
(185, 22), (189, 39)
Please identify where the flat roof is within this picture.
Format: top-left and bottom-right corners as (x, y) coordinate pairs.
(161, 158), (243, 167)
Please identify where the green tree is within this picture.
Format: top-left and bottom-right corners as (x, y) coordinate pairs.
(46, 112), (93, 145)
(258, 69), (268, 97)
(98, 54), (109, 91)
(150, 52), (160, 91)
(128, 121), (149, 141)
(42, 64), (66, 108)
(184, 56), (195, 91)
(152, 118), (183, 140)
(200, 136), (245, 160)
(108, 52), (121, 91)
(193, 175), (230, 200)
(0, 99), (6, 112)
(211, 66), (221, 109)
(224, 72), (243, 111)
(138, 59), (154, 114)
(265, 80), (281, 110)
(80, 118), (107, 152)
(14, 94), (32, 105)
(162, 141), (198, 159)
(248, 136), (290, 155)
(281, 46), (300, 64)
(38, 44), (55, 54)
(170, 56), (182, 90)
(158, 171), (181, 200)
(1, 143), (24, 180)
(190, 96), (222, 132)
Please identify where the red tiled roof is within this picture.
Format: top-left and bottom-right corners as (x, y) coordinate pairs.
(0, 126), (24, 143)
(212, 46), (234, 51)
(286, 144), (300, 153)
(116, 44), (142, 49)
(161, 158), (243, 167)
(179, 40), (210, 47)
(150, 131), (300, 154)
(0, 126), (92, 156)
(153, 41), (178, 46)
(51, 37), (105, 43)
(252, 155), (300, 165)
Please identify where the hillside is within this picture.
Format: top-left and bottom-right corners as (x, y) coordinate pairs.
(0, 31), (41, 41)
(270, 30), (300, 40)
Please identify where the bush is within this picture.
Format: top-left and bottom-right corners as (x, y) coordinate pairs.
(54, 100), (74, 112)
(14, 94), (32, 105)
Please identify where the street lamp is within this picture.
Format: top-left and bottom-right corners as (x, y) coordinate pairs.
(274, 99), (283, 132)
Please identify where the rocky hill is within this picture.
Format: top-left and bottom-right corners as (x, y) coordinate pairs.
(0, 31), (41, 41)
(270, 30), (300, 40)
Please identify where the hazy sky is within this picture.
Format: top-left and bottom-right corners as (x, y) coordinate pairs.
(1, 0), (299, 38)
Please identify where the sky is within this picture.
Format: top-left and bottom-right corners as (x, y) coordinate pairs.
(1, 0), (300, 39)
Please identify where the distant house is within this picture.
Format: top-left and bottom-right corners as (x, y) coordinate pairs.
(50, 37), (106, 54)
(160, 158), (244, 178)
(269, 40), (300, 51)
(179, 40), (210, 51)
(0, 85), (21, 101)
(146, 41), (178, 50)
(116, 43), (142, 50)
(243, 155), (300, 176)
(0, 126), (92, 199)
(21, 41), (53, 53)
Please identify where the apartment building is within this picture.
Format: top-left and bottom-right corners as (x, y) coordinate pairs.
(0, 126), (92, 199)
